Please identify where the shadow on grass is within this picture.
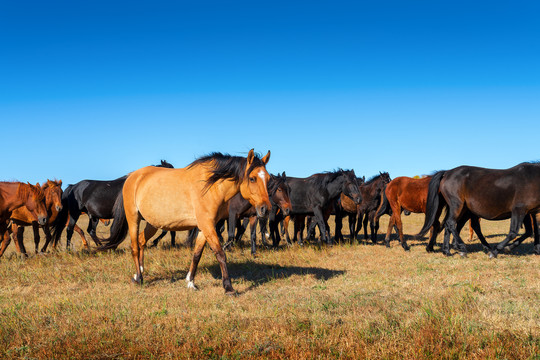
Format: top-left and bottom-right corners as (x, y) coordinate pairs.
(144, 260), (345, 293)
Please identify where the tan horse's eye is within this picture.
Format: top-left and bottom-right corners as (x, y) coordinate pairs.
(250, 177), (256, 183)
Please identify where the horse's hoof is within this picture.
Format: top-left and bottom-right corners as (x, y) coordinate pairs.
(402, 244), (410, 251)
(426, 247), (434, 253)
(488, 251), (498, 259)
(459, 252), (467, 258)
(385, 243), (391, 248)
(186, 281), (198, 291)
(131, 274), (143, 285)
(443, 252), (452, 257)
(225, 289), (237, 296)
(503, 246), (512, 254)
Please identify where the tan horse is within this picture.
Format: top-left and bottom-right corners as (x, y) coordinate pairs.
(100, 149), (271, 294)
(0, 182), (48, 258)
(9, 180), (63, 255)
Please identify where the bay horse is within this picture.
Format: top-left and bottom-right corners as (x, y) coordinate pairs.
(285, 170), (361, 245)
(418, 163), (540, 257)
(99, 150), (271, 294)
(223, 172), (291, 254)
(334, 176), (365, 243)
(355, 172), (391, 243)
(52, 160), (173, 249)
(0, 182), (48, 258)
(8, 180), (63, 255)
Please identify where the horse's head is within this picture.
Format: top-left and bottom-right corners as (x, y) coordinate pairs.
(239, 149), (272, 218)
(269, 172), (292, 216)
(379, 172), (391, 185)
(19, 182), (48, 225)
(342, 170), (362, 205)
(43, 179), (63, 212)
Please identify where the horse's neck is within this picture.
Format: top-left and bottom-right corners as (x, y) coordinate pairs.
(0, 183), (25, 212)
(326, 176), (345, 198)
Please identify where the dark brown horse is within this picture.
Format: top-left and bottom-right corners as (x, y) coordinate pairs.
(418, 163), (540, 257)
(8, 180), (63, 255)
(355, 172), (391, 243)
(0, 182), (48, 258)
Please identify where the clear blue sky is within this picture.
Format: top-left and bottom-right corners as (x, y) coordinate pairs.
(1, 1), (539, 186)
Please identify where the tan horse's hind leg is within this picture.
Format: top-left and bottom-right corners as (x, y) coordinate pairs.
(137, 223), (158, 279)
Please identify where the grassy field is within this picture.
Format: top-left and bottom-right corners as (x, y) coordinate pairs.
(0, 213), (539, 359)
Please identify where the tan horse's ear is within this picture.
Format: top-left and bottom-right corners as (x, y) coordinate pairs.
(247, 149), (255, 167)
(58, 180), (62, 186)
(261, 150), (270, 165)
(35, 182), (40, 188)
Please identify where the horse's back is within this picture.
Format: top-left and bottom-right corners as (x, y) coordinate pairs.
(123, 166), (198, 231)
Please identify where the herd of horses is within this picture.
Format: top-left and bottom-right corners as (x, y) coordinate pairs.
(1, 150), (539, 293)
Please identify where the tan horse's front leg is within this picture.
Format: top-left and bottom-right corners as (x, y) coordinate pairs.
(192, 224), (234, 294)
(186, 230), (207, 291)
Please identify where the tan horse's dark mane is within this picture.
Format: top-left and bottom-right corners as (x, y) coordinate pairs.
(188, 152), (265, 190)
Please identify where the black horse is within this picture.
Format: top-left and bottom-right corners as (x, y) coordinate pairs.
(285, 170), (361, 245)
(418, 163), (540, 257)
(52, 160), (174, 249)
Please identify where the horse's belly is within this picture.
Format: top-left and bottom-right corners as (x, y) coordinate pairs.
(142, 211), (198, 231)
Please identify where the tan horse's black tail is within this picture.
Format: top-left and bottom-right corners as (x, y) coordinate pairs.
(417, 171), (446, 237)
(97, 192), (129, 250)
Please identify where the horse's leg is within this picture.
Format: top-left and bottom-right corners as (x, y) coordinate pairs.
(468, 219), (474, 241)
(313, 207), (330, 245)
(66, 212), (81, 250)
(259, 217), (270, 247)
(149, 230), (167, 248)
(185, 228), (198, 248)
(31, 222), (41, 254)
(40, 223), (53, 252)
(283, 216), (292, 245)
(371, 211), (380, 244)
(73, 223), (89, 250)
(0, 225), (12, 258)
(348, 213), (356, 242)
(250, 216), (258, 255)
(236, 218), (249, 245)
(86, 216), (101, 246)
(12, 224), (27, 256)
(442, 202), (466, 256)
(128, 214), (143, 284)
(362, 213), (369, 241)
(532, 215), (540, 255)
(426, 219), (441, 252)
(354, 211), (362, 241)
(490, 209), (527, 258)
(197, 223), (235, 294)
(223, 215), (236, 250)
(137, 223), (158, 280)
(334, 211), (343, 244)
(384, 216), (395, 247)
(469, 216), (492, 252)
(186, 230), (207, 290)
(504, 214), (534, 253)
(170, 231), (176, 247)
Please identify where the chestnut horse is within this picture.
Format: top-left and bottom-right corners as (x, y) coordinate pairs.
(418, 163), (540, 257)
(8, 180), (63, 255)
(99, 150), (271, 294)
(0, 182), (48, 258)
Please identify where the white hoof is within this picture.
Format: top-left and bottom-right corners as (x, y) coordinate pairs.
(186, 281), (198, 290)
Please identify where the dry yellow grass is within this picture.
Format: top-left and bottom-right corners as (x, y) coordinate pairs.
(1, 214), (539, 359)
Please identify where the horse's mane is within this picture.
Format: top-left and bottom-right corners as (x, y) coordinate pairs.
(308, 169), (353, 188)
(42, 179), (62, 190)
(365, 172), (389, 185)
(268, 173), (287, 195)
(17, 182), (45, 201)
(188, 152), (264, 190)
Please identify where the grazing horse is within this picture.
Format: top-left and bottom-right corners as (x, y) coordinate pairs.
(52, 160), (173, 249)
(334, 176), (365, 243)
(0, 182), (48, 258)
(286, 170), (361, 245)
(418, 163), (540, 257)
(99, 150), (272, 294)
(8, 180), (63, 255)
(224, 172), (292, 254)
(355, 172), (391, 243)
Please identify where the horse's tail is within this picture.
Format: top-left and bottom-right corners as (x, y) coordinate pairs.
(97, 192), (129, 250)
(417, 171), (446, 237)
(51, 186), (71, 247)
(375, 185), (389, 220)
